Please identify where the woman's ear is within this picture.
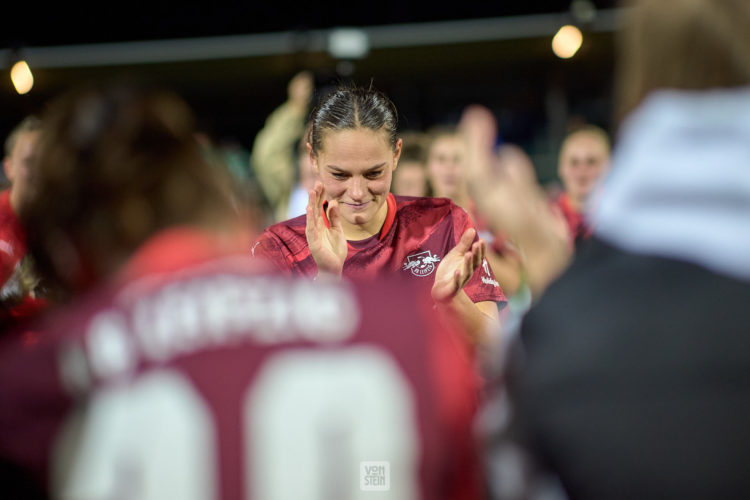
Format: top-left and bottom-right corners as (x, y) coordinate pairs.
(307, 142), (319, 174)
(393, 138), (403, 170)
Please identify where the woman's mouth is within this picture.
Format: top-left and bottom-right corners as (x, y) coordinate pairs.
(344, 201), (371, 210)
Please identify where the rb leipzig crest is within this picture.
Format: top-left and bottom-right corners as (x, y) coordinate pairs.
(402, 251), (441, 277)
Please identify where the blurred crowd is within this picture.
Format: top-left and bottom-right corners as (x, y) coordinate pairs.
(1, 0), (749, 499)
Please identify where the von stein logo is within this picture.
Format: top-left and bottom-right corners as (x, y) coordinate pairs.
(402, 251), (441, 277)
(360, 461), (390, 491)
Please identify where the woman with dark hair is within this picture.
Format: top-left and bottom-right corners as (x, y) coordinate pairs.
(252, 84), (504, 346)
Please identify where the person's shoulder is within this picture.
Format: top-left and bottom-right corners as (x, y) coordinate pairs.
(395, 195), (454, 213)
(1, 280), (112, 357)
(392, 196), (461, 234)
(0, 189), (11, 213)
(527, 237), (638, 322)
(259, 214), (307, 238)
(252, 214), (310, 261)
(399, 194), (452, 206)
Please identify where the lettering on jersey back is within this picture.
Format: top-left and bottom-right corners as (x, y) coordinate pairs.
(80, 276), (360, 380)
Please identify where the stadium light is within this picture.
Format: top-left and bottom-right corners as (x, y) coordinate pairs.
(552, 25), (583, 59)
(10, 60), (34, 94)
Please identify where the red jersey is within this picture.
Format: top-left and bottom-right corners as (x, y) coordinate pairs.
(0, 228), (484, 500)
(0, 189), (46, 327)
(0, 189), (26, 286)
(553, 192), (592, 244)
(251, 193), (506, 306)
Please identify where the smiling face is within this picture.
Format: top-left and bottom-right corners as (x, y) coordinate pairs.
(312, 127), (401, 240)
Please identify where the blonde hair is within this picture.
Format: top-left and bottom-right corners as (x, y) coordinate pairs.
(4, 115), (41, 158)
(558, 124), (611, 164)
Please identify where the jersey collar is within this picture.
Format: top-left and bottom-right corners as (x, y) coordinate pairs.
(322, 192), (397, 244)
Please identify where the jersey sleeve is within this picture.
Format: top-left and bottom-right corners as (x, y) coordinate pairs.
(452, 205), (507, 306)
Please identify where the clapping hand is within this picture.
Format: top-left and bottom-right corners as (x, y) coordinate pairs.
(305, 182), (347, 278)
(431, 227), (486, 303)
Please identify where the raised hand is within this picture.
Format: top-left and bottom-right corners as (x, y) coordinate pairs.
(305, 181), (348, 278)
(459, 104), (572, 296)
(288, 70), (314, 112)
(431, 227), (486, 303)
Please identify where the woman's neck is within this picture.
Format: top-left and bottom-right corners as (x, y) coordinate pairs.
(339, 200), (389, 241)
(565, 192), (585, 212)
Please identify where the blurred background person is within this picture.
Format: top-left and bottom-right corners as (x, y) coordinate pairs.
(0, 115), (50, 331)
(391, 129), (430, 198)
(552, 125), (611, 246)
(460, 112), (571, 303)
(459, 104), (573, 500)
(250, 70), (317, 223)
(464, 0), (750, 498)
(426, 124), (470, 209)
(425, 123), (526, 307)
(0, 82), (487, 500)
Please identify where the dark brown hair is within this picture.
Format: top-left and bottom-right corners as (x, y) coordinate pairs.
(309, 84), (399, 155)
(26, 83), (236, 292)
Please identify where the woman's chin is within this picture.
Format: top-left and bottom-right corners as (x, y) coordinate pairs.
(350, 213), (371, 226)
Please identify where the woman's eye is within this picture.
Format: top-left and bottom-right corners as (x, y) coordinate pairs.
(365, 171), (383, 179)
(332, 172), (347, 180)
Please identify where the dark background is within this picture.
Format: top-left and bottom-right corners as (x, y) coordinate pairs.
(1, 0), (619, 182)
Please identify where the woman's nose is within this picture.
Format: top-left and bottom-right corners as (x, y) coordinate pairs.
(348, 176), (366, 200)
